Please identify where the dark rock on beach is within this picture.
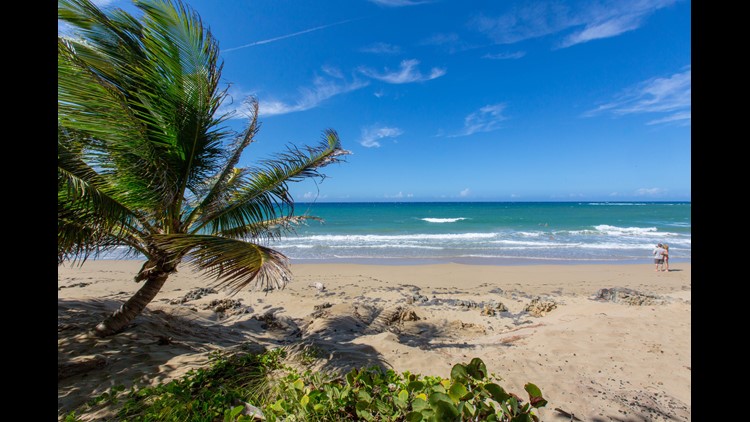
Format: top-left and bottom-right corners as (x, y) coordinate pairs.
(593, 288), (666, 306)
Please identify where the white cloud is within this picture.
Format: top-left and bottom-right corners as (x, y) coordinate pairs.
(360, 42), (402, 54)
(219, 69), (369, 118)
(482, 51), (526, 60)
(471, 0), (677, 48)
(585, 67), (690, 126)
(559, 14), (642, 48)
(359, 59), (446, 84)
(451, 103), (508, 137)
(459, 188), (470, 197)
(635, 188), (667, 196)
(360, 126), (403, 148)
(385, 191), (413, 198)
(647, 111), (691, 126)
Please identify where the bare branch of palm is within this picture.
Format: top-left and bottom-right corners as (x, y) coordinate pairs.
(151, 234), (291, 294)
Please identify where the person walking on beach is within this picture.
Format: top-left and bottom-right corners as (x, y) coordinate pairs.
(663, 243), (669, 271)
(653, 243), (666, 271)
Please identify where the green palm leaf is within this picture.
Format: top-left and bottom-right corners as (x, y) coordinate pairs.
(151, 234), (291, 293)
(191, 129), (346, 236)
(59, 0), (347, 336)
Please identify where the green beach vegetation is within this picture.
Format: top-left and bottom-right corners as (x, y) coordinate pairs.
(58, 0), (545, 419)
(65, 348), (547, 421)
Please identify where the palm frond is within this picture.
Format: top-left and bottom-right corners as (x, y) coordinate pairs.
(182, 99), (260, 231)
(215, 215), (323, 241)
(59, 0), (233, 230)
(58, 137), (152, 263)
(58, 6), (179, 212)
(190, 130), (348, 236)
(151, 234), (291, 294)
(134, 0), (232, 217)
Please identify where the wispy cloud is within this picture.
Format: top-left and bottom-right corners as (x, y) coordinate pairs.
(635, 188), (668, 196)
(385, 191), (414, 198)
(584, 67), (690, 126)
(360, 125), (404, 148)
(471, 0), (676, 48)
(359, 59), (446, 84)
(368, 0), (434, 6)
(647, 111), (691, 126)
(459, 188), (471, 197)
(360, 42), (402, 54)
(451, 103), (508, 137)
(223, 19), (356, 53)
(482, 51), (526, 60)
(219, 68), (368, 118)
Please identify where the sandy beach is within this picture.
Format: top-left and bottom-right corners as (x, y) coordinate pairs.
(58, 260), (690, 421)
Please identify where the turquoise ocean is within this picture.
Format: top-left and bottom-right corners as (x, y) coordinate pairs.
(99, 202), (690, 266)
(267, 202), (691, 266)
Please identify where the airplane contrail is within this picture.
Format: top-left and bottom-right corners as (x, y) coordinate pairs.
(222, 18), (358, 53)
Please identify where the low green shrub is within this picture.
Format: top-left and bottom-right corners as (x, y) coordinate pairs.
(67, 349), (546, 421)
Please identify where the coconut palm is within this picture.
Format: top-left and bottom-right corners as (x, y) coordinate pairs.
(58, 0), (348, 337)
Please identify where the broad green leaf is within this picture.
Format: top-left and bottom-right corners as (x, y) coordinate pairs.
(356, 400), (375, 421)
(450, 364), (469, 382)
(448, 381), (469, 402)
(462, 401), (476, 417)
(407, 380), (425, 392)
(357, 390), (372, 403)
(404, 411), (423, 422)
(433, 400), (460, 420)
(428, 392), (453, 406)
(467, 357), (488, 380)
(510, 414), (533, 422)
(484, 383), (511, 403)
(412, 397), (429, 412)
(524, 383), (548, 408)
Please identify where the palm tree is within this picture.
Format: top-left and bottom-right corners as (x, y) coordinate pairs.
(58, 0), (348, 337)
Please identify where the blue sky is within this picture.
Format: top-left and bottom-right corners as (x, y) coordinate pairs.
(84, 0), (691, 202)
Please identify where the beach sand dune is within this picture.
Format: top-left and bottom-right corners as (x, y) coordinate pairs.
(58, 261), (690, 421)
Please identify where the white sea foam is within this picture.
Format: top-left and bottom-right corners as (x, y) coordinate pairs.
(587, 202), (649, 206)
(301, 233), (496, 242)
(421, 217), (467, 223)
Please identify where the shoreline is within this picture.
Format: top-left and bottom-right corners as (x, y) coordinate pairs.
(78, 256), (692, 267)
(59, 260), (691, 421)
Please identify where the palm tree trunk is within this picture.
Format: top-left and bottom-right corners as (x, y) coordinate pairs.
(94, 259), (177, 337)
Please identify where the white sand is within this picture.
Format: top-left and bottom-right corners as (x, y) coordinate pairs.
(58, 260), (691, 421)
